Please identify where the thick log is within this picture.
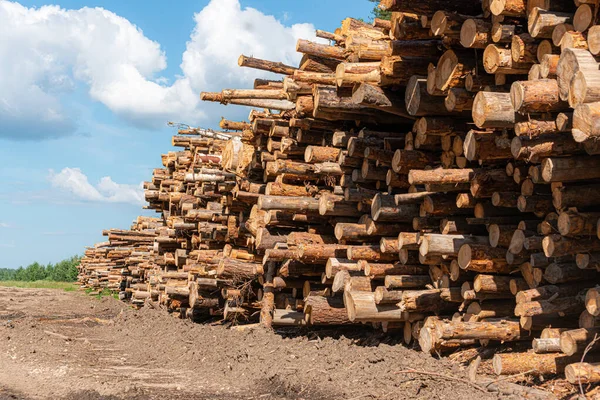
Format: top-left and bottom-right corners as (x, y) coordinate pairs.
(565, 362), (600, 384)
(561, 327), (600, 356)
(304, 295), (349, 325)
(472, 91), (516, 128)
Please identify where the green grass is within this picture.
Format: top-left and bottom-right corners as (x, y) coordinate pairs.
(0, 280), (79, 291)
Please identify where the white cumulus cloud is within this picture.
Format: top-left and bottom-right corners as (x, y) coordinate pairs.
(48, 167), (144, 205)
(0, 222), (10, 228)
(0, 0), (319, 140)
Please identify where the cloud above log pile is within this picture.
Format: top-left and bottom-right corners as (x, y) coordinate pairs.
(0, 0), (318, 140)
(48, 167), (144, 205)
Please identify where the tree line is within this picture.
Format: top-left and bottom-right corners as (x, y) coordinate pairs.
(0, 255), (81, 282)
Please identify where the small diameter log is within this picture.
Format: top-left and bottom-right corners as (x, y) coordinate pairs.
(491, 192), (519, 208)
(586, 288), (600, 316)
(493, 352), (592, 375)
(392, 150), (436, 174)
(589, 25), (600, 55)
(532, 338), (561, 353)
(419, 234), (488, 257)
(458, 244), (513, 273)
(577, 253), (600, 270)
(471, 169), (519, 199)
(374, 287), (404, 304)
(474, 274), (513, 294)
(540, 54), (560, 78)
(490, 0), (526, 17)
(398, 232), (421, 250)
(489, 224), (517, 248)
(405, 75), (452, 116)
(238, 55), (297, 75)
(385, 275), (431, 289)
(466, 300), (516, 320)
(483, 44), (533, 74)
(365, 263), (429, 279)
(325, 258), (360, 279)
(371, 193), (419, 222)
(460, 19), (492, 48)
(511, 33), (537, 64)
(347, 245), (398, 262)
(514, 118), (558, 137)
(464, 129), (512, 162)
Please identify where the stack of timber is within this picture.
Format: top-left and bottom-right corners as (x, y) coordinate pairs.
(78, 1), (600, 388)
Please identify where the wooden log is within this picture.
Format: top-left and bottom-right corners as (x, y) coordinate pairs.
(565, 362), (600, 384)
(371, 193), (419, 222)
(558, 48), (598, 101)
(529, 8), (573, 39)
(472, 91), (516, 128)
(304, 295), (349, 325)
(558, 210), (600, 237)
(515, 296), (584, 317)
(561, 327), (600, 356)
(493, 352), (594, 375)
(541, 156), (600, 182)
(374, 287), (404, 304)
(458, 244), (513, 273)
(490, 0), (526, 17)
(461, 19), (492, 48)
(510, 79), (566, 113)
(532, 338), (561, 353)
(474, 274), (513, 294)
(405, 76), (453, 116)
(483, 44), (533, 74)
(238, 55), (297, 75)
(464, 129), (513, 161)
(419, 317), (526, 354)
(543, 235), (600, 257)
(344, 290), (405, 322)
(364, 262), (429, 279)
(385, 275), (431, 289)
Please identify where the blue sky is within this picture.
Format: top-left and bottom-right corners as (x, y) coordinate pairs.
(0, 0), (373, 268)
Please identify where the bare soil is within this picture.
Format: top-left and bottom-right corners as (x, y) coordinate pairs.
(0, 287), (541, 399)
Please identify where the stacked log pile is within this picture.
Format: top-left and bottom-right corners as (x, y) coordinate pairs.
(78, 0), (600, 387)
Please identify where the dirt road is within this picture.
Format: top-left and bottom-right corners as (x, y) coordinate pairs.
(0, 287), (522, 399)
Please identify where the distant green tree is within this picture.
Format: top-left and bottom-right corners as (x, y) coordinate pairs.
(13, 266), (26, 281)
(0, 268), (16, 280)
(369, 0), (391, 21)
(0, 256), (81, 282)
(49, 256), (81, 282)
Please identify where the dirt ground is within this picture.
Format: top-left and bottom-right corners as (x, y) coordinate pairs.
(0, 287), (567, 400)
